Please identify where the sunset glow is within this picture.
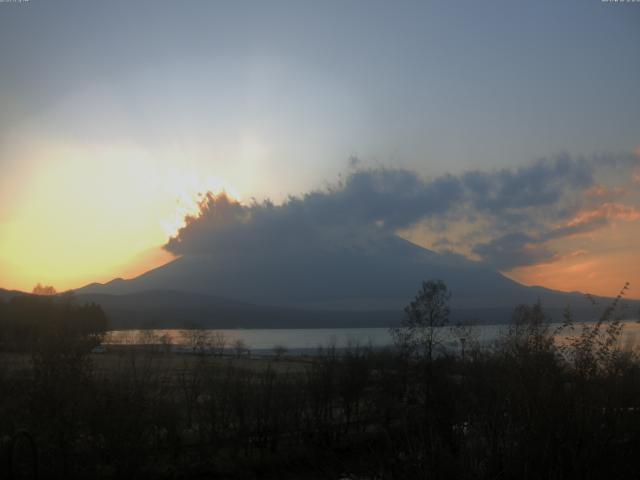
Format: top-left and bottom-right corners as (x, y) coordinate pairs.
(0, 143), (242, 291)
(3, 4), (640, 478)
(506, 222), (640, 299)
(1, 0), (639, 300)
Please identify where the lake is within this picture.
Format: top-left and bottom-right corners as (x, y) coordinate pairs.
(104, 319), (640, 354)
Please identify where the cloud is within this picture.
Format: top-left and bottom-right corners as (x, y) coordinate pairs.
(566, 202), (640, 227)
(164, 153), (639, 271)
(585, 185), (626, 200)
(165, 193), (250, 255)
(543, 202), (640, 241)
(463, 154), (593, 214)
(470, 201), (640, 270)
(166, 167), (466, 256)
(472, 233), (557, 270)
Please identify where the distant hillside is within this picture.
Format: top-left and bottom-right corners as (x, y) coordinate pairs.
(0, 288), (31, 301)
(2, 285), (636, 329)
(76, 290), (397, 329)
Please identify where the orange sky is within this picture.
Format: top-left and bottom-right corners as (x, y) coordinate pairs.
(505, 187), (640, 299)
(401, 178), (640, 300)
(0, 143), (230, 292)
(1, 1), (639, 300)
(1, 143), (639, 299)
(506, 221), (640, 300)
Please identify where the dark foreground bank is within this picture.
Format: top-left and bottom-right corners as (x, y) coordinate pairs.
(1, 288), (640, 478)
(1, 331), (640, 478)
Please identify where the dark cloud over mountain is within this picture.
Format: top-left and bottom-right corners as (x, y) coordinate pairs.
(165, 153), (639, 271)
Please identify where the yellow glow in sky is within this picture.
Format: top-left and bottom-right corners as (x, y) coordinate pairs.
(1, 141), (639, 300)
(0, 143), (240, 292)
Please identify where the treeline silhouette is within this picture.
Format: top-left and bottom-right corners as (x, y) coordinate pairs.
(0, 284), (639, 479)
(0, 293), (108, 352)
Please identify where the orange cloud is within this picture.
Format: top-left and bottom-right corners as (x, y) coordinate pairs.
(507, 250), (639, 300)
(585, 185), (607, 197)
(507, 221), (640, 300)
(585, 185), (625, 199)
(567, 202), (640, 228)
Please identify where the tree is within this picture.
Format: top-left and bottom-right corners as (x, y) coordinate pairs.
(32, 283), (57, 296)
(272, 344), (288, 361)
(564, 283), (631, 378)
(502, 300), (555, 357)
(391, 280), (451, 361)
(0, 294), (108, 353)
(159, 333), (173, 354)
(233, 338), (248, 358)
(211, 331), (227, 356)
(185, 328), (213, 355)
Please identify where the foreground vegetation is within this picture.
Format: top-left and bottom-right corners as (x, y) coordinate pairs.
(1, 286), (639, 479)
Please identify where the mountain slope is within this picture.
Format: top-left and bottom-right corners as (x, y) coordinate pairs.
(73, 236), (627, 327)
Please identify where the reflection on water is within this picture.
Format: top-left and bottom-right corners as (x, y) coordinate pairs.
(104, 320), (640, 353)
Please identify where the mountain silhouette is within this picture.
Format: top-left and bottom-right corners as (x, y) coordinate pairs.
(71, 236), (631, 328)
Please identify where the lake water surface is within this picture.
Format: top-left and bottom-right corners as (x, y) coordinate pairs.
(105, 320), (640, 354)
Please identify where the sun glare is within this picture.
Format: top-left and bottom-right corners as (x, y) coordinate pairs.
(0, 143), (243, 291)
(160, 169), (242, 238)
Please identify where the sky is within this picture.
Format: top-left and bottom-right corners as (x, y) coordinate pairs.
(0, 0), (639, 297)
